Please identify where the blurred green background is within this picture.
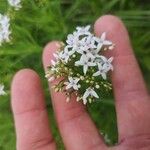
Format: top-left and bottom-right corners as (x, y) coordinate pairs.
(0, 0), (150, 149)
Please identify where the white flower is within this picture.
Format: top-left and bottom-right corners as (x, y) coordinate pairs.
(66, 33), (80, 48)
(64, 77), (80, 90)
(76, 25), (91, 36)
(75, 55), (96, 75)
(59, 46), (75, 63)
(83, 87), (99, 104)
(94, 32), (112, 51)
(8, 0), (22, 10)
(47, 25), (114, 104)
(0, 14), (11, 45)
(93, 63), (108, 80)
(80, 35), (96, 49)
(0, 84), (6, 96)
(101, 56), (114, 71)
(76, 47), (94, 59)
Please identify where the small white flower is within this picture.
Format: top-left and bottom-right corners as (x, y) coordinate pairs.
(93, 63), (108, 80)
(75, 55), (96, 75)
(47, 25), (114, 104)
(66, 33), (80, 48)
(64, 77), (80, 90)
(80, 35), (96, 50)
(8, 0), (22, 10)
(75, 35), (97, 59)
(0, 14), (11, 45)
(59, 46), (75, 63)
(76, 47), (94, 59)
(76, 25), (91, 36)
(99, 56), (114, 71)
(83, 87), (99, 104)
(0, 84), (6, 96)
(94, 32), (112, 51)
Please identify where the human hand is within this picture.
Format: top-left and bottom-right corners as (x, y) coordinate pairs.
(11, 15), (150, 150)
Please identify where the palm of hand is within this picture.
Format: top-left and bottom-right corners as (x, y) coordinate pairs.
(11, 15), (150, 150)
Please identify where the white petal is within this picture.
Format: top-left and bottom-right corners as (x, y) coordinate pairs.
(97, 63), (103, 70)
(83, 90), (89, 104)
(101, 32), (106, 41)
(64, 82), (69, 85)
(88, 62), (96, 66)
(87, 53), (95, 59)
(98, 55), (107, 62)
(76, 26), (81, 31)
(103, 40), (112, 45)
(110, 65), (114, 71)
(75, 60), (82, 66)
(66, 84), (72, 90)
(108, 57), (114, 63)
(0, 85), (4, 90)
(83, 65), (88, 75)
(64, 55), (70, 63)
(53, 53), (58, 59)
(51, 60), (56, 66)
(68, 50), (75, 55)
(74, 78), (80, 83)
(0, 91), (6, 95)
(103, 64), (110, 71)
(68, 77), (73, 82)
(93, 71), (100, 76)
(0, 85), (6, 95)
(85, 25), (91, 31)
(93, 37), (98, 43)
(97, 43), (103, 50)
(73, 85), (78, 90)
(101, 73), (107, 80)
(91, 90), (99, 98)
(83, 98), (87, 105)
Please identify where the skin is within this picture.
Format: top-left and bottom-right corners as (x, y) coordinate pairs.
(11, 15), (150, 150)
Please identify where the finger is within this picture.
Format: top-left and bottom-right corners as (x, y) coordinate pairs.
(94, 15), (150, 141)
(11, 69), (56, 150)
(42, 41), (108, 150)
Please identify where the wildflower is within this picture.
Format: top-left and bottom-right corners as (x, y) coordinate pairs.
(93, 63), (108, 80)
(80, 35), (96, 50)
(83, 87), (99, 104)
(75, 55), (96, 75)
(59, 46), (75, 63)
(46, 25), (114, 104)
(0, 14), (11, 45)
(8, 0), (22, 10)
(94, 32), (112, 50)
(64, 77), (80, 90)
(0, 84), (6, 96)
(101, 56), (114, 71)
(76, 25), (91, 36)
(66, 33), (80, 49)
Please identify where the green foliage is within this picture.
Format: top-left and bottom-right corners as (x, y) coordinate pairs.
(0, 0), (150, 149)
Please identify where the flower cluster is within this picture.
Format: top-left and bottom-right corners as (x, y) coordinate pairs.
(0, 0), (22, 46)
(8, 0), (22, 10)
(46, 25), (114, 104)
(0, 14), (11, 46)
(0, 0), (22, 96)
